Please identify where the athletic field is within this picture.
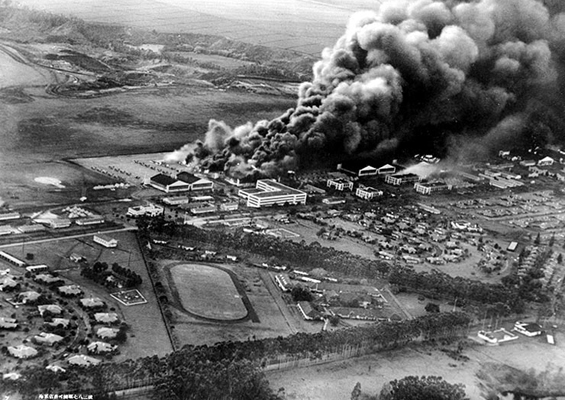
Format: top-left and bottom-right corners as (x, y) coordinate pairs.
(170, 264), (248, 321)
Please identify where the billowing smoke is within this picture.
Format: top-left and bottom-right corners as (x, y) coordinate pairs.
(174, 0), (565, 178)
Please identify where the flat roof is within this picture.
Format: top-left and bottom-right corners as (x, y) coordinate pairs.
(244, 180), (306, 198)
(94, 234), (116, 242)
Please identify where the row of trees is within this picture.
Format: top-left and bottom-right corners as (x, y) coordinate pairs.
(6, 312), (471, 398)
(142, 222), (530, 313)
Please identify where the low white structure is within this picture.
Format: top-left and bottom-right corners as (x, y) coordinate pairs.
(14, 291), (40, 304)
(0, 250), (26, 267)
(538, 156), (555, 166)
(93, 234), (118, 248)
(162, 196), (189, 205)
(8, 345), (37, 359)
(38, 304), (63, 316)
(48, 219), (72, 229)
(322, 197), (346, 205)
(0, 317), (18, 329)
(80, 297), (105, 309)
(87, 341), (117, 354)
(0, 276), (18, 291)
(514, 321), (543, 337)
(34, 332), (64, 346)
(46, 318), (70, 328)
(26, 265), (49, 274)
(58, 285), (83, 296)
(94, 312), (119, 324)
(96, 327), (119, 339)
(478, 329), (518, 344)
(219, 200), (239, 211)
(67, 354), (101, 367)
(75, 217), (104, 226)
(127, 203), (164, 217)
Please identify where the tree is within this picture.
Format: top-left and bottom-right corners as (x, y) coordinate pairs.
(534, 233), (541, 246)
(351, 382), (362, 400)
(329, 315), (340, 327)
(380, 376), (468, 400)
(549, 234), (556, 247)
(558, 253), (563, 264)
(290, 285), (313, 302)
(425, 303), (440, 313)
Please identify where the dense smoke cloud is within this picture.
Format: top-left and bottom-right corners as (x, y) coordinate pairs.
(176, 0), (565, 178)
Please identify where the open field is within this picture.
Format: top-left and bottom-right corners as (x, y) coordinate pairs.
(267, 331), (565, 400)
(170, 263), (248, 320)
(0, 44), (295, 208)
(158, 261), (317, 346)
(16, 0), (380, 56)
(288, 220), (379, 260)
(0, 45), (49, 88)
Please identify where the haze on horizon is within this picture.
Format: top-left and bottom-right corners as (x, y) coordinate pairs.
(14, 0), (381, 55)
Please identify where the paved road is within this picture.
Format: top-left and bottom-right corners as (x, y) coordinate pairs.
(259, 270), (298, 335)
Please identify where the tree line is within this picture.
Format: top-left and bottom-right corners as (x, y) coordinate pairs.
(7, 312), (470, 399)
(141, 221), (529, 313)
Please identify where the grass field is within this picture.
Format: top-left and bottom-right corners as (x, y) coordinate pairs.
(267, 333), (565, 400)
(15, 0), (380, 55)
(0, 66), (295, 208)
(158, 261), (302, 346)
(170, 263), (248, 320)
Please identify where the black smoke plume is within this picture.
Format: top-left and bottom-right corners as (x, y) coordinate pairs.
(176, 0), (565, 178)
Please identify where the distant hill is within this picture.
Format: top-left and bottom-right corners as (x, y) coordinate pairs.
(0, 3), (316, 80)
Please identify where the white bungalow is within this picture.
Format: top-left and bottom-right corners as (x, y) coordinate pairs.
(8, 345), (38, 359)
(87, 341), (117, 354)
(538, 156), (555, 167)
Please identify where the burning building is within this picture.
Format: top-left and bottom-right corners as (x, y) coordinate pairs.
(171, 0), (565, 178)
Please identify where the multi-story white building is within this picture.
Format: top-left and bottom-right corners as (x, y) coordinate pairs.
(355, 185), (383, 200)
(239, 180), (307, 208)
(327, 178), (354, 191)
(385, 173), (421, 186)
(414, 181), (451, 195)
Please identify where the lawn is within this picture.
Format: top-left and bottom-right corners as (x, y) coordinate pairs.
(170, 263), (248, 320)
